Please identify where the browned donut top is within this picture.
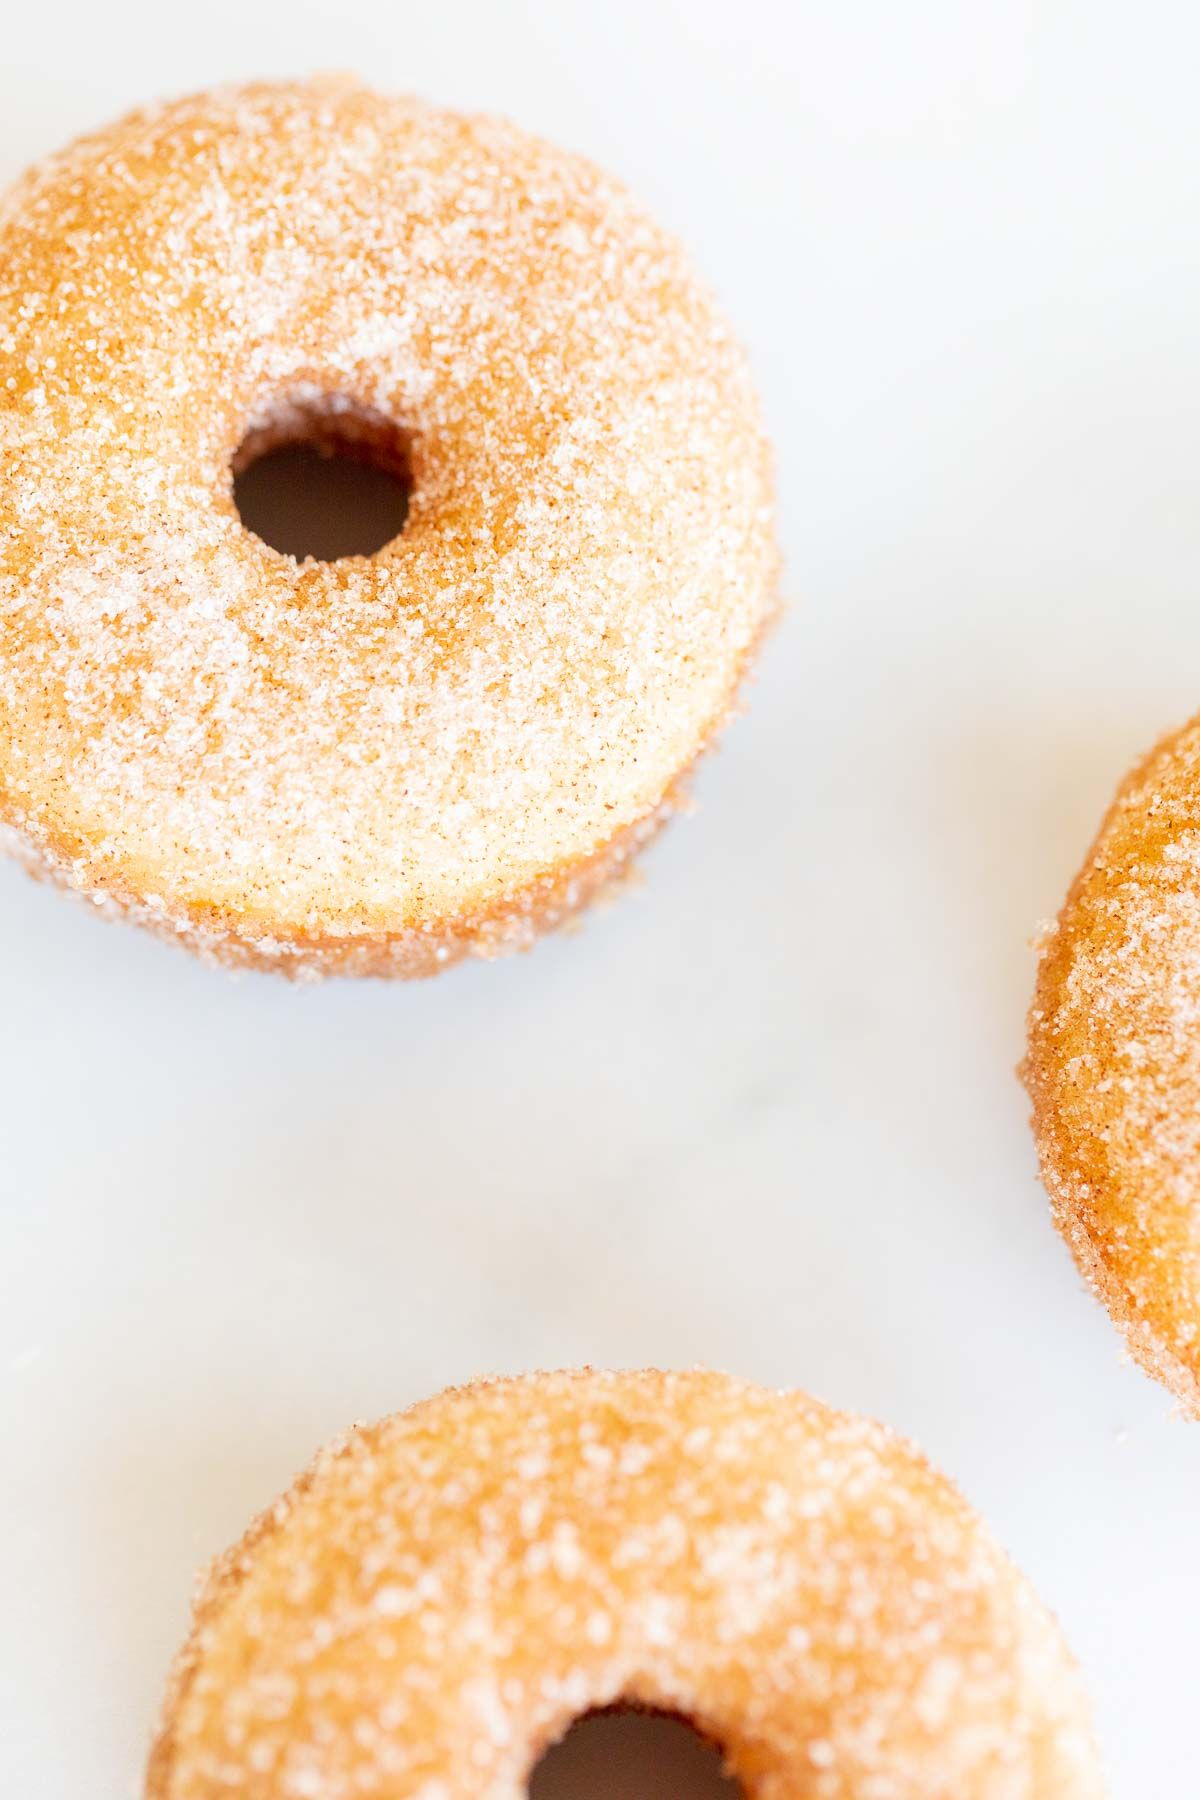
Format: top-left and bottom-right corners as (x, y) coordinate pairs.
(149, 1368), (1100, 1799)
(1026, 717), (1200, 1412)
(0, 81), (776, 945)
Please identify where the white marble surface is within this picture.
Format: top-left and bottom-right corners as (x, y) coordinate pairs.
(3, 5), (1200, 1795)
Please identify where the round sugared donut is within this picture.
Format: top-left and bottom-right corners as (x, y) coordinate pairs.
(0, 80), (777, 978)
(147, 1368), (1101, 1798)
(1026, 717), (1200, 1414)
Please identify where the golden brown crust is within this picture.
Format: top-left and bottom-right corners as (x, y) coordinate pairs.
(1024, 718), (1200, 1414)
(0, 80), (778, 976)
(147, 1368), (1102, 1799)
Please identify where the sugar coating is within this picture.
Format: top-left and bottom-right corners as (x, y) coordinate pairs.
(147, 1368), (1102, 1799)
(1025, 716), (1200, 1414)
(0, 79), (778, 978)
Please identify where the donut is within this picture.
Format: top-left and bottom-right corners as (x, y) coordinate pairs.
(0, 81), (777, 978)
(147, 1368), (1101, 1798)
(1025, 717), (1200, 1414)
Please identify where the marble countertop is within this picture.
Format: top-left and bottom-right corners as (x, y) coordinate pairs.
(3, 5), (1199, 1795)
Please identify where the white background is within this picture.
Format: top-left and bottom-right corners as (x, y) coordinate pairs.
(2, 4), (1199, 1795)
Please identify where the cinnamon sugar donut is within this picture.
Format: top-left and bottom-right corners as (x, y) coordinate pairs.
(0, 80), (777, 978)
(1025, 718), (1200, 1414)
(147, 1368), (1101, 1799)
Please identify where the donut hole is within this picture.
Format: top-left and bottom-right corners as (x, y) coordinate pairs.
(231, 395), (412, 561)
(528, 1708), (742, 1800)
